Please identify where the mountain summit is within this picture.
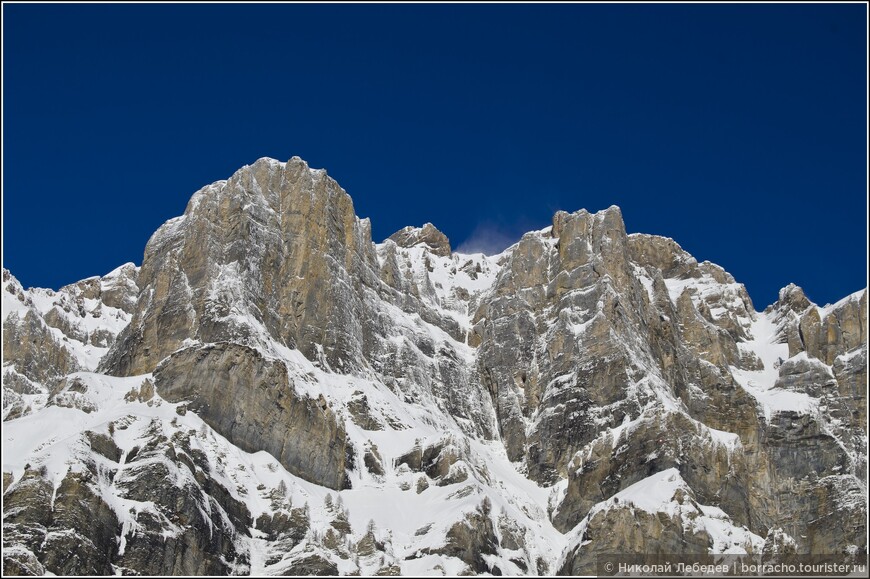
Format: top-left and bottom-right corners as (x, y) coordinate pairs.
(2, 157), (866, 575)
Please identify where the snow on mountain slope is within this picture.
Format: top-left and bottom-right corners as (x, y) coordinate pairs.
(2, 157), (866, 575)
(568, 467), (764, 552)
(731, 311), (816, 419)
(3, 265), (138, 369)
(2, 340), (565, 575)
(375, 242), (505, 333)
(2, 265), (138, 420)
(558, 468), (765, 574)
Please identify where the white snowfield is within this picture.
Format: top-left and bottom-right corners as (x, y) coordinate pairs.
(2, 221), (865, 575)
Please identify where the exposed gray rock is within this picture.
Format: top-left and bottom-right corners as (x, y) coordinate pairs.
(97, 158), (497, 441)
(552, 411), (752, 533)
(42, 307), (89, 343)
(559, 491), (717, 575)
(3, 309), (82, 387)
(279, 553), (339, 576)
(364, 443), (385, 477)
(100, 157), (381, 376)
(98, 263), (141, 314)
(423, 499), (499, 573)
(347, 392), (384, 431)
(3, 156), (865, 575)
(153, 342), (351, 490)
(388, 223), (452, 257)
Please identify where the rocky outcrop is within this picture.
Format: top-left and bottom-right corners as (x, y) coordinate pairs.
(476, 207), (637, 480)
(1, 402), (292, 576)
(2, 265), (138, 421)
(801, 292), (866, 365)
(279, 553), (339, 575)
(423, 499), (499, 574)
(552, 412), (751, 533)
(387, 223), (452, 257)
(100, 157), (380, 376)
(394, 435), (479, 487)
(2, 308), (83, 387)
(97, 263), (141, 314)
(111, 429), (250, 575)
(475, 208), (758, 485)
(559, 501), (713, 575)
(98, 157), (497, 440)
(764, 287), (868, 482)
(558, 469), (762, 575)
(2, 430), (249, 576)
(153, 342), (351, 490)
(769, 285), (866, 364)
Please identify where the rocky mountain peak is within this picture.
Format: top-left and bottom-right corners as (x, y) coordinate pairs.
(774, 282), (813, 312)
(551, 204), (625, 239)
(387, 222), (451, 257)
(101, 156), (379, 377)
(3, 157), (866, 576)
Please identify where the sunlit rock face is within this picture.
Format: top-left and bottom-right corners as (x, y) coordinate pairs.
(3, 157), (865, 575)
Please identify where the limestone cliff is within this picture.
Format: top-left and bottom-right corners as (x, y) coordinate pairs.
(3, 157), (865, 576)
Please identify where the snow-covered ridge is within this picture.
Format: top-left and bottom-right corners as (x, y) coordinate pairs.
(819, 288), (866, 319)
(559, 468), (764, 570)
(376, 242), (506, 331)
(3, 266), (138, 365)
(3, 156), (866, 575)
(2, 265), (139, 420)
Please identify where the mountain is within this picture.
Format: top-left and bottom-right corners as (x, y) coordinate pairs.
(2, 156), (866, 575)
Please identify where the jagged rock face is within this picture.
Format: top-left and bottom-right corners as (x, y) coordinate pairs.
(833, 347), (868, 472)
(802, 292), (866, 365)
(558, 469), (764, 575)
(474, 203), (865, 560)
(551, 411), (752, 533)
(153, 342), (351, 490)
(3, 309), (83, 387)
(476, 207), (646, 481)
(766, 288), (868, 474)
(90, 263), (141, 315)
(770, 284), (867, 363)
(475, 208), (759, 484)
(1, 416), (250, 576)
(423, 499), (499, 573)
(394, 434), (480, 487)
(3, 156), (866, 576)
(2, 265), (138, 421)
(110, 427), (251, 575)
(388, 223), (452, 257)
(98, 157), (497, 441)
(559, 502), (714, 576)
(3, 468), (120, 575)
(101, 157), (379, 376)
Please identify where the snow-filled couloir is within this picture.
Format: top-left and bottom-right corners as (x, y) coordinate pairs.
(3, 157), (866, 575)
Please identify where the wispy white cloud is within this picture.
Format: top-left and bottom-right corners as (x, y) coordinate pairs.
(455, 222), (524, 255)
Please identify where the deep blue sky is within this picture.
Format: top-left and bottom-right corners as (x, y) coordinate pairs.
(3, 3), (867, 308)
